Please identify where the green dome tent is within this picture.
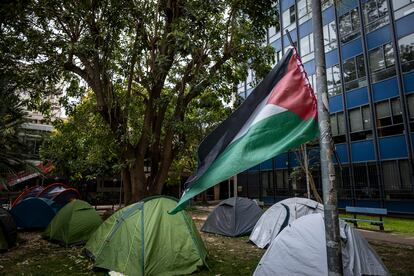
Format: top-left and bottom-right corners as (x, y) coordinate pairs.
(85, 196), (207, 276)
(44, 199), (103, 246)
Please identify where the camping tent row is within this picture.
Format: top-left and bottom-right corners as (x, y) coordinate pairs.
(201, 197), (388, 275)
(200, 197), (320, 239)
(10, 183), (80, 229)
(253, 213), (389, 276)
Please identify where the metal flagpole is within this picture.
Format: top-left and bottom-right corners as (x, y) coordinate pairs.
(311, 0), (343, 274)
(304, 144), (310, 199)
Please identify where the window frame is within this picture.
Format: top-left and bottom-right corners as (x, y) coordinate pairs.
(343, 54), (367, 91)
(363, 0), (389, 33)
(339, 7), (361, 44)
(368, 43), (396, 83)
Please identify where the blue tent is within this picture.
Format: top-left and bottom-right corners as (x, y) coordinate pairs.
(10, 197), (60, 229)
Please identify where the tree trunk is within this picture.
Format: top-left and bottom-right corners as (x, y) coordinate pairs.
(121, 145), (152, 205)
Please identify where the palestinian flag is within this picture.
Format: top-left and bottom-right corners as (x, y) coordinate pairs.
(171, 48), (319, 214)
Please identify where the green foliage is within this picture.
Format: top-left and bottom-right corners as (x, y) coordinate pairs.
(40, 94), (120, 181)
(0, 90), (36, 188)
(5, 0), (281, 196)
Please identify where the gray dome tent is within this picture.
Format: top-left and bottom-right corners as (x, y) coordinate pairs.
(253, 213), (389, 276)
(201, 197), (263, 237)
(250, 197), (323, 248)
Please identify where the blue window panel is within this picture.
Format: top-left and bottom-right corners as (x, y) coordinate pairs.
(281, 0), (295, 12)
(299, 20), (313, 38)
(386, 201), (414, 214)
(336, 0), (358, 16)
(325, 49), (339, 67)
(334, 143), (349, 163)
(275, 153), (288, 168)
(307, 147), (320, 166)
(271, 38), (282, 52)
(288, 151), (300, 167)
(379, 135), (408, 159)
(322, 7), (335, 25)
(341, 38), (363, 59)
(246, 88), (253, 97)
(396, 13), (414, 38)
(366, 25), (391, 50)
(303, 59), (315, 75)
(329, 94), (343, 112)
(372, 77), (399, 102)
(283, 30), (297, 46)
(411, 133), (414, 151)
(351, 140), (375, 162)
(346, 87), (369, 108)
(338, 199), (353, 209)
(355, 200), (382, 208)
(248, 164), (260, 172)
(403, 72), (414, 94)
(260, 158), (273, 170)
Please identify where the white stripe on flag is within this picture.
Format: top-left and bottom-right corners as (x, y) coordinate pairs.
(231, 94), (287, 143)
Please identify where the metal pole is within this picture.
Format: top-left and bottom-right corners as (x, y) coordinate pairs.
(233, 175), (238, 197)
(304, 144), (310, 199)
(311, 0), (343, 275)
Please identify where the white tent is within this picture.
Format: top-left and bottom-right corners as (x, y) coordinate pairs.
(250, 197), (323, 248)
(253, 213), (389, 276)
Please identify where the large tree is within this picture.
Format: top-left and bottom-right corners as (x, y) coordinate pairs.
(40, 94), (121, 182)
(11, 0), (278, 203)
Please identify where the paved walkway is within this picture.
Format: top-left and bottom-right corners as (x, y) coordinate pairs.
(357, 229), (414, 246)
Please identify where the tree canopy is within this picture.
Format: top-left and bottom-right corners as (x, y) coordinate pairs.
(5, 0), (279, 203)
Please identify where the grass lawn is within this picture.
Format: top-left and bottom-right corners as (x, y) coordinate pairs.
(339, 213), (414, 236)
(1, 210), (413, 275)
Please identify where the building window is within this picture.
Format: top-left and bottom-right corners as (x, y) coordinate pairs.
(275, 169), (289, 195)
(308, 74), (317, 90)
(323, 21), (337, 52)
(399, 160), (412, 190)
(354, 162), (380, 199)
(339, 7), (361, 44)
(375, 97), (404, 137)
(343, 54), (367, 91)
(383, 160), (412, 194)
(273, 50), (282, 66)
(330, 112), (346, 143)
(261, 171), (274, 198)
(268, 1), (281, 43)
(327, 64), (342, 96)
(406, 94), (414, 129)
(282, 5), (296, 31)
(399, 33), (414, 73)
(392, 0), (414, 20)
(322, 0), (333, 10)
(298, 0), (312, 24)
(369, 43), (396, 83)
(299, 33), (314, 63)
(363, 0), (389, 33)
(349, 105), (372, 141)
